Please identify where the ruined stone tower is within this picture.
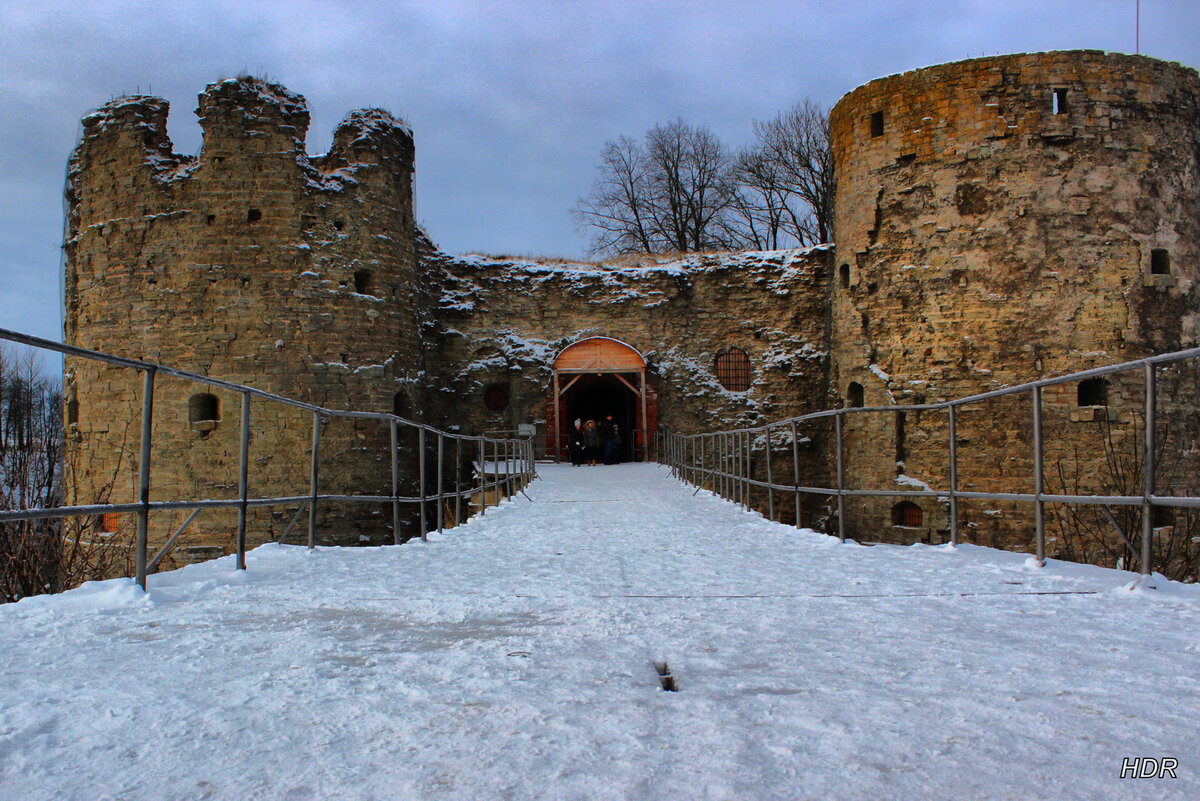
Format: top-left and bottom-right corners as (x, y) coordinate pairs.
(61, 51), (1200, 570)
(63, 77), (424, 560)
(828, 51), (1200, 547)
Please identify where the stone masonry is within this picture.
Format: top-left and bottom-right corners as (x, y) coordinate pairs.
(63, 51), (1200, 572)
(829, 51), (1200, 553)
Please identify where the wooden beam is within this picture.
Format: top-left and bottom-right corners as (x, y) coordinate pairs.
(551, 371), (561, 462)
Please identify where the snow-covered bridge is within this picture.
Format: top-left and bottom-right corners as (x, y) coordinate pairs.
(2, 463), (1198, 800)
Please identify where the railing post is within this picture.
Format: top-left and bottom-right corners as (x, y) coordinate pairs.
(835, 412), (846, 543)
(1032, 386), (1045, 566)
(309, 411), (320, 549)
(390, 419), (401, 545)
(686, 436), (692, 485)
(742, 430), (751, 511)
(765, 426), (775, 521)
(718, 433), (725, 499)
(236, 389), (251, 571)
(418, 426), (427, 541)
(948, 404), (959, 547)
(505, 438), (512, 498)
(1142, 363), (1157, 575)
(495, 438), (502, 506)
(437, 431), (445, 535)
(455, 436), (462, 526)
(134, 368), (156, 590)
(478, 436), (487, 516)
(791, 420), (801, 529)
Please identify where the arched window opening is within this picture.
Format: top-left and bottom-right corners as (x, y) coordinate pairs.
(847, 382), (864, 408)
(1077, 378), (1107, 407)
(188, 393), (220, 428)
(247, 208), (262, 223)
(715, 348), (752, 392)
(483, 383), (510, 412)
(895, 411), (907, 462)
(839, 263), (851, 289)
(392, 391), (408, 419)
(1151, 249), (1171, 275)
(354, 269), (374, 296)
(892, 501), (922, 527)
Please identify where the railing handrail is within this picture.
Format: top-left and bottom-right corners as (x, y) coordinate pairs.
(659, 345), (1200, 436)
(656, 345), (1200, 578)
(0, 326), (534, 441)
(0, 327), (537, 590)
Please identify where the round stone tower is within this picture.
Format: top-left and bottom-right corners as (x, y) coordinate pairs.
(63, 77), (424, 563)
(827, 51), (1200, 548)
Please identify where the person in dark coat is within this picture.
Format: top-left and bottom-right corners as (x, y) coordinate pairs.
(568, 418), (585, 466)
(605, 423), (623, 465)
(602, 414), (618, 465)
(583, 419), (600, 466)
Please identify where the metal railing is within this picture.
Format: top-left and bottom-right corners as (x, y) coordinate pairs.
(657, 346), (1200, 576)
(0, 327), (536, 589)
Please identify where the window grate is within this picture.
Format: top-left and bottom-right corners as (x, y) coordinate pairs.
(715, 348), (752, 392)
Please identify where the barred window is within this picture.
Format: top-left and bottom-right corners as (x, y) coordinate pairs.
(715, 348), (752, 392)
(892, 501), (922, 527)
(483, 383), (510, 412)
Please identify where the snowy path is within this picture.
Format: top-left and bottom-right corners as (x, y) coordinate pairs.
(2, 463), (1199, 800)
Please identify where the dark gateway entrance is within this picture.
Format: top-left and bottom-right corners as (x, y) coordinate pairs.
(547, 338), (656, 462)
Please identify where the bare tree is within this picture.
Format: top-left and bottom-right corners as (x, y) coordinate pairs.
(0, 346), (136, 602)
(0, 346), (63, 601)
(723, 145), (794, 250)
(575, 119), (735, 256)
(742, 100), (834, 247)
(572, 136), (657, 255)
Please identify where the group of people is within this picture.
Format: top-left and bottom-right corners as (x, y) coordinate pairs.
(568, 415), (623, 466)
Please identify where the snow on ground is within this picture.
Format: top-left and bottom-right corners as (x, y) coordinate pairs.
(2, 463), (1198, 800)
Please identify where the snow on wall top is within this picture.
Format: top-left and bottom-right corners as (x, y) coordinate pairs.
(336, 108), (414, 144)
(434, 244), (832, 312)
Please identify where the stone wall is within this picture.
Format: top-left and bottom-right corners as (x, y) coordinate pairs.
(63, 77), (423, 565)
(422, 245), (833, 521)
(60, 51), (1200, 576)
(828, 51), (1200, 550)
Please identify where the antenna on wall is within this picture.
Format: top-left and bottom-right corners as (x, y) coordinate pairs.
(1136, 0), (1140, 54)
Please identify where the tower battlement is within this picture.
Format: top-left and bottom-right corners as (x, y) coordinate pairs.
(63, 77), (425, 557)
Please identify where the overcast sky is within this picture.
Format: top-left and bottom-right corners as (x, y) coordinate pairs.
(1, 0), (1197, 347)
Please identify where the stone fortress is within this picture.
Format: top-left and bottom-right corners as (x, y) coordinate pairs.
(63, 50), (1200, 569)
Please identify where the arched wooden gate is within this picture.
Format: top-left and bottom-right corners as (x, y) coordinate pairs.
(548, 337), (655, 462)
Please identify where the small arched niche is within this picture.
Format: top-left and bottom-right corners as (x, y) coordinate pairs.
(847, 382), (864, 408)
(188, 392), (220, 435)
(483, 383), (510, 412)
